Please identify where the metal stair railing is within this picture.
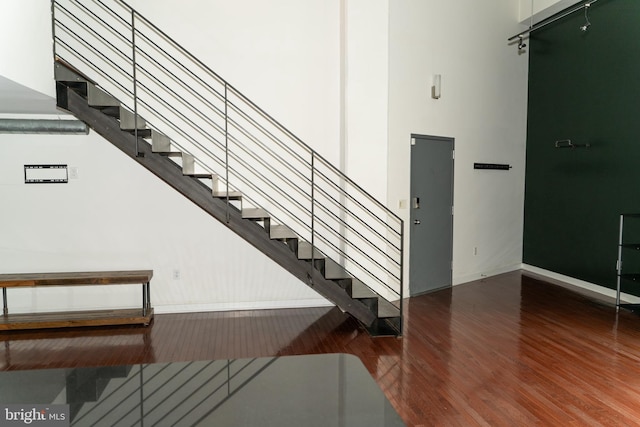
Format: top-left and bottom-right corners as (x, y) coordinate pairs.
(52, 0), (404, 317)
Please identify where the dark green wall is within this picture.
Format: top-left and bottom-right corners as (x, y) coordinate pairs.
(523, 0), (640, 290)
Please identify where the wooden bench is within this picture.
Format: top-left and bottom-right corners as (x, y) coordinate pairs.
(0, 270), (153, 331)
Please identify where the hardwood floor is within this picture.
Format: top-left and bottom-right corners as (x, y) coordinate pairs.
(3, 270), (640, 426)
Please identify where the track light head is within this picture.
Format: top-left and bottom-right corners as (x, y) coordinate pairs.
(518, 36), (527, 51)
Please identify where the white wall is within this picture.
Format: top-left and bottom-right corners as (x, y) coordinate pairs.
(387, 1), (529, 289)
(0, 0), (56, 98)
(344, 0), (389, 202)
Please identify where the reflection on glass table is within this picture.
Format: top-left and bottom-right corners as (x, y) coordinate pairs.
(0, 353), (405, 426)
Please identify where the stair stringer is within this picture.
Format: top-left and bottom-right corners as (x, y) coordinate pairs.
(59, 84), (377, 327)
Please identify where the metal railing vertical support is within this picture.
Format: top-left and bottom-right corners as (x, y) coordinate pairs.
(131, 9), (140, 156)
(2, 287), (7, 316)
(224, 84), (230, 223)
(50, 1), (57, 60)
(310, 152), (316, 285)
(399, 220), (405, 336)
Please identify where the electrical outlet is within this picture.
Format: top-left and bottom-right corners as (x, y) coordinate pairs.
(69, 166), (79, 179)
(172, 269), (180, 280)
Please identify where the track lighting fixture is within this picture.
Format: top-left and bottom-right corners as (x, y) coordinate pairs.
(580, 3), (591, 31)
(509, 0), (602, 49)
(518, 35), (527, 51)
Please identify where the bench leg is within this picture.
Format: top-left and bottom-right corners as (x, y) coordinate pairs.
(142, 281), (151, 316)
(2, 287), (6, 316)
(142, 283), (147, 316)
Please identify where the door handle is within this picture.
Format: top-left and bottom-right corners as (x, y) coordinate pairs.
(414, 220), (421, 225)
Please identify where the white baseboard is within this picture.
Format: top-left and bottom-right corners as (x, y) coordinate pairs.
(454, 263), (522, 286)
(154, 298), (334, 315)
(521, 264), (640, 304)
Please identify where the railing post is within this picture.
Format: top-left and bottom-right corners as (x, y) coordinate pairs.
(131, 10), (140, 156)
(225, 84), (230, 223)
(399, 220), (405, 336)
(310, 151), (315, 284)
(50, 1), (57, 61)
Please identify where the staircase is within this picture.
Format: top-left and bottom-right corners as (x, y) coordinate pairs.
(51, 0), (404, 336)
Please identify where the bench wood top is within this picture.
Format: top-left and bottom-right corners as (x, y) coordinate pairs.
(0, 270), (153, 288)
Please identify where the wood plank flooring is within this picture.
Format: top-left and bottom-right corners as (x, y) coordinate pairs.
(3, 270), (640, 426)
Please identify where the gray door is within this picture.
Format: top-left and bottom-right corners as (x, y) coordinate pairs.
(409, 135), (454, 296)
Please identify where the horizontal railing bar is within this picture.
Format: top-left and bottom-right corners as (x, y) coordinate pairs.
(314, 154), (403, 225)
(226, 99), (312, 168)
(135, 64), (227, 137)
(135, 40), (313, 182)
(53, 40), (133, 97)
(133, 95), (227, 169)
(310, 211), (402, 280)
(312, 183), (402, 253)
(310, 186), (401, 252)
(224, 164), (313, 235)
(56, 0), (130, 43)
(312, 232), (401, 296)
(313, 165), (402, 236)
(54, 20), (131, 76)
(226, 118), (312, 184)
(234, 89), (402, 227)
(134, 30), (227, 107)
(135, 75), (226, 144)
(225, 139), (313, 205)
(134, 49), (312, 190)
(311, 207), (401, 270)
(93, 0), (131, 27)
(134, 69), (313, 206)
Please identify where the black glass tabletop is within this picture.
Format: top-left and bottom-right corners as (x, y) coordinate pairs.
(0, 353), (405, 426)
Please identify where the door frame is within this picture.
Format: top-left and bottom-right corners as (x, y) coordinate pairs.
(409, 133), (455, 296)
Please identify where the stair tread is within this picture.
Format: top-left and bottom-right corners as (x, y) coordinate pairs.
(270, 225), (297, 240)
(212, 191), (242, 199)
(129, 129), (152, 138)
(242, 208), (270, 219)
(186, 173), (213, 179)
(99, 106), (120, 117)
(297, 242), (324, 260)
(157, 152), (183, 157)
